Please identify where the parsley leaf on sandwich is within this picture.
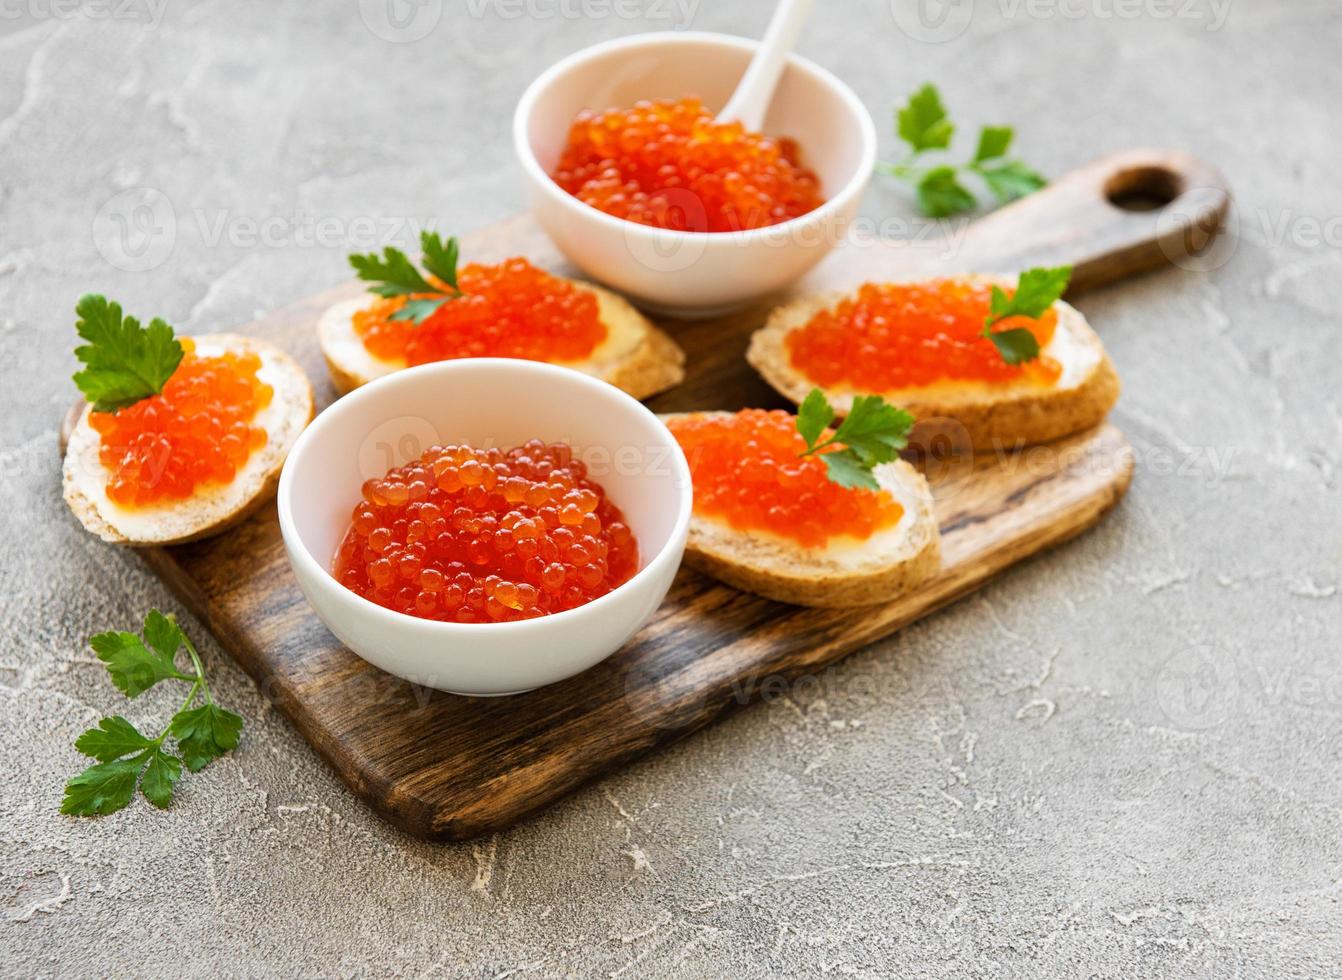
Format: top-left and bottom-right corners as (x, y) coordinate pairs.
(72, 295), (183, 413)
(981, 265), (1073, 365)
(350, 231), (462, 324)
(796, 389), (915, 491)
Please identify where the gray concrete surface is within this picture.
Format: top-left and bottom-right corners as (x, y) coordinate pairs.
(2, 0), (1340, 976)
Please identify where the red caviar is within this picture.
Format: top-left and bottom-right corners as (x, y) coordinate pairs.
(550, 97), (825, 233)
(89, 338), (271, 507)
(332, 440), (639, 623)
(786, 279), (1063, 391)
(354, 258), (605, 366)
(667, 410), (904, 550)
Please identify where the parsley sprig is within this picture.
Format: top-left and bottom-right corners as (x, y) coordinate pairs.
(62, 610), (243, 817)
(981, 265), (1073, 365)
(349, 231), (462, 324)
(72, 295), (184, 413)
(796, 389), (915, 491)
(876, 84), (1046, 218)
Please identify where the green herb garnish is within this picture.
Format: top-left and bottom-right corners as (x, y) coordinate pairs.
(349, 231), (462, 324)
(796, 389), (915, 491)
(62, 610), (243, 817)
(980, 265), (1073, 365)
(72, 295), (183, 413)
(876, 84), (1046, 218)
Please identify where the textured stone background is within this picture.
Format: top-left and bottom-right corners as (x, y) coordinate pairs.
(2, 0), (1340, 976)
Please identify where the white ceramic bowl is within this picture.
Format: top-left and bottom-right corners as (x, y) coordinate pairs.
(276, 359), (692, 696)
(514, 31), (876, 317)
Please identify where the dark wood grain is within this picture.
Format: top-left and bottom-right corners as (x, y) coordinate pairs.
(63, 149), (1223, 840)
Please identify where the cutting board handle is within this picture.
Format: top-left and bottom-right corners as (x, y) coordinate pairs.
(957, 148), (1231, 292)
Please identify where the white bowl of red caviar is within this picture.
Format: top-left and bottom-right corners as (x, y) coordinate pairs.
(514, 32), (876, 317)
(276, 359), (691, 696)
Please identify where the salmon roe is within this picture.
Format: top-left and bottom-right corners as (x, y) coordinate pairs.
(89, 338), (271, 507)
(332, 440), (639, 623)
(550, 97), (825, 233)
(667, 410), (904, 550)
(354, 258), (605, 366)
(786, 279), (1063, 391)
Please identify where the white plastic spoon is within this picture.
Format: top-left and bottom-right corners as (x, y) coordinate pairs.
(717, 0), (816, 130)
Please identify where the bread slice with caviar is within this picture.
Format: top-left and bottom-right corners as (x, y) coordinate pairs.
(748, 268), (1120, 450)
(662, 399), (941, 608)
(62, 297), (314, 545)
(679, 454), (942, 607)
(319, 232), (684, 400)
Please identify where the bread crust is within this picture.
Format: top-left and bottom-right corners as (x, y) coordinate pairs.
(62, 334), (315, 546)
(662, 412), (941, 607)
(591, 287), (687, 401)
(323, 345), (364, 397)
(319, 281), (685, 401)
(747, 278), (1120, 452)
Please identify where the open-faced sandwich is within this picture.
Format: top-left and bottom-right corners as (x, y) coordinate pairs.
(748, 266), (1119, 450)
(318, 232), (685, 399)
(663, 391), (940, 607)
(63, 296), (313, 545)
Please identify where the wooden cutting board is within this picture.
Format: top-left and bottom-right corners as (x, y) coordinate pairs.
(64, 149), (1227, 840)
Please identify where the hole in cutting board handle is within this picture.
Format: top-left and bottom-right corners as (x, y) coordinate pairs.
(1104, 165), (1184, 212)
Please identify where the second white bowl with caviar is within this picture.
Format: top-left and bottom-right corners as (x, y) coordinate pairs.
(277, 359), (692, 696)
(514, 31), (876, 317)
